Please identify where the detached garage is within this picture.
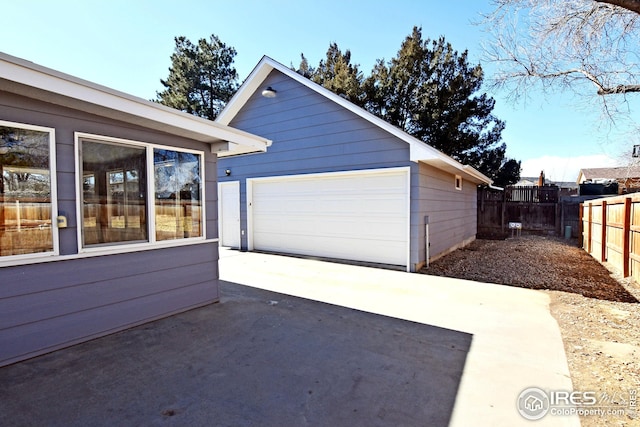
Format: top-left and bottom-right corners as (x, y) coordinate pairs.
(217, 56), (492, 272)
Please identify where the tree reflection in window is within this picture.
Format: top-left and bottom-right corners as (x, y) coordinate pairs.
(154, 149), (202, 240)
(0, 125), (53, 257)
(80, 140), (147, 246)
(79, 138), (203, 248)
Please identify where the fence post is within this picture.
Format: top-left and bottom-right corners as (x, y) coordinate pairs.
(501, 189), (506, 234)
(623, 197), (631, 277)
(578, 203), (584, 248)
(560, 200), (565, 237)
(587, 202), (593, 255)
(601, 201), (607, 262)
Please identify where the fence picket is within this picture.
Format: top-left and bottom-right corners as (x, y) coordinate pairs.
(580, 195), (640, 280)
(624, 197), (631, 277)
(601, 201), (607, 262)
(477, 185), (577, 238)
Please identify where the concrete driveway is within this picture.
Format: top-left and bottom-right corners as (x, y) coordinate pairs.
(0, 249), (578, 426)
(219, 249), (579, 427)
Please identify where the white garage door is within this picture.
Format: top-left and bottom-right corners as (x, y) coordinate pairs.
(248, 168), (409, 267)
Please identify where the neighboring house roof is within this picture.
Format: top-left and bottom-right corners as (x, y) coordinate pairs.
(515, 177), (578, 189)
(577, 166), (640, 184)
(555, 181), (579, 189)
(515, 178), (538, 187)
(216, 55), (492, 185)
(0, 52), (271, 155)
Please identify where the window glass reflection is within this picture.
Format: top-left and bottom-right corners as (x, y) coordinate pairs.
(154, 149), (202, 241)
(81, 140), (147, 246)
(0, 125), (53, 257)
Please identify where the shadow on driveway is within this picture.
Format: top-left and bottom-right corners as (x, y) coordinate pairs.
(0, 281), (471, 427)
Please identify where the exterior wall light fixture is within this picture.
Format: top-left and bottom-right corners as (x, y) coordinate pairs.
(261, 87), (277, 98)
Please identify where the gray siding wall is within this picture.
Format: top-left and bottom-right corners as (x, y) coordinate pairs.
(0, 91), (220, 367)
(0, 243), (218, 366)
(219, 70), (411, 250)
(411, 162), (477, 270)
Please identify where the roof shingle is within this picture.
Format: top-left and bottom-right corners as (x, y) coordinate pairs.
(580, 166), (640, 180)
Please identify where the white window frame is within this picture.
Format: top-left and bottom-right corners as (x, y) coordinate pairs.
(0, 120), (59, 266)
(74, 132), (206, 255)
(455, 175), (462, 191)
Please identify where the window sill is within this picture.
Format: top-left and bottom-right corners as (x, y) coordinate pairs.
(0, 238), (220, 269)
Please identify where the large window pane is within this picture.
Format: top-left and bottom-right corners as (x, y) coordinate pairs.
(0, 125), (53, 257)
(81, 140), (147, 246)
(154, 149), (202, 241)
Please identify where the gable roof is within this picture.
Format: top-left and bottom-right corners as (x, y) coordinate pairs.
(577, 166), (640, 183)
(216, 56), (491, 185)
(0, 52), (271, 156)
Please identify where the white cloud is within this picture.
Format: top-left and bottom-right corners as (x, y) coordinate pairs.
(520, 154), (620, 183)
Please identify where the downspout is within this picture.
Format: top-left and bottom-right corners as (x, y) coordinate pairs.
(424, 215), (430, 269)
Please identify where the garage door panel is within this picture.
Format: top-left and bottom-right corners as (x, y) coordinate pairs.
(255, 211), (404, 239)
(254, 214), (406, 241)
(254, 234), (407, 266)
(250, 169), (408, 267)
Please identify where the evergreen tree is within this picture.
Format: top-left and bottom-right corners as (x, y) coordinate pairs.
(298, 44), (365, 106)
(292, 53), (314, 78)
(363, 27), (518, 183)
(492, 158), (522, 188)
(156, 34), (238, 120)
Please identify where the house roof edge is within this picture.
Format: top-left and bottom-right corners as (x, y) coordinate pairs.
(216, 55), (492, 185)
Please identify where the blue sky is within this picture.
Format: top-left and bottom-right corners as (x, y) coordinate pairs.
(2, 0), (633, 181)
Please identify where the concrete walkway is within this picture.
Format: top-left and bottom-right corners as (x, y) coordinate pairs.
(220, 249), (579, 427)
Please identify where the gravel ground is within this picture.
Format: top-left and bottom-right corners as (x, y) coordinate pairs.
(421, 235), (640, 426)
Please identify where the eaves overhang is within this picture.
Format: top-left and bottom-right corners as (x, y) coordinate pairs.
(0, 52), (271, 155)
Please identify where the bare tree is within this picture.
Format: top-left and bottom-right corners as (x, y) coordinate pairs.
(483, 0), (640, 113)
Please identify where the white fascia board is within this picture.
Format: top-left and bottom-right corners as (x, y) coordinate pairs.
(409, 136), (492, 185)
(408, 135), (448, 162)
(215, 141), (271, 157)
(462, 165), (493, 185)
(217, 56), (275, 126)
(218, 55), (490, 183)
(0, 52), (270, 152)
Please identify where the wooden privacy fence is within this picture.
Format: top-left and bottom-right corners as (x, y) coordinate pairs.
(478, 186), (580, 238)
(507, 185), (559, 203)
(581, 194), (640, 282)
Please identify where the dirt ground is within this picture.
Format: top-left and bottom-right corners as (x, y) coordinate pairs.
(421, 236), (639, 426)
